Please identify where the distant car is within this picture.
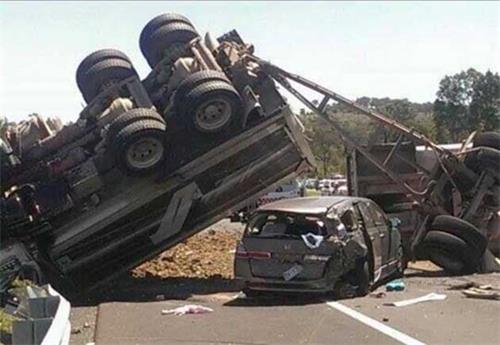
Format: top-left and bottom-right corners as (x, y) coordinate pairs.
(304, 178), (317, 189)
(320, 180), (336, 196)
(234, 196), (404, 296)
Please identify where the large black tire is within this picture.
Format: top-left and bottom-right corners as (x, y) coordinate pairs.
(465, 146), (500, 175)
(421, 230), (479, 274)
(140, 13), (193, 59)
(430, 215), (487, 258)
(176, 80), (243, 134)
(473, 132), (500, 150)
(76, 49), (131, 90)
(106, 108), (165, 146)
(78, 59), (137, 103)
(111, 119), (166, 174)
(145, 22), (199, 67)
(174, 70), (230, 106)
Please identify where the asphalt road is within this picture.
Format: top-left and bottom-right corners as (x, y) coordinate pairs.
(70, 270), (500, 345)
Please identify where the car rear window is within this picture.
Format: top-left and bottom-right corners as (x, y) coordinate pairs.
(246, 213), (325, 238)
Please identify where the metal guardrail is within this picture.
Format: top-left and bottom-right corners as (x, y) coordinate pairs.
(11, 285), (71, 345)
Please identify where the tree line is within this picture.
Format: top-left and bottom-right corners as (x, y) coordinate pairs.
(299, 68), (500, 177)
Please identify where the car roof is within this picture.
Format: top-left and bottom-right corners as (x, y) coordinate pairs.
(257, 196), (369, 215)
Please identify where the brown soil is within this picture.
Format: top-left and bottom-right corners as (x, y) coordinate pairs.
(132, 220), (245, 279)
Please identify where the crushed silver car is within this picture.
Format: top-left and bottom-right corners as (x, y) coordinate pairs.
(234, 196), (404, 296)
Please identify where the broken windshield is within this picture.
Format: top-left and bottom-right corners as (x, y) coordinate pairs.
(245, 212), (327, 238)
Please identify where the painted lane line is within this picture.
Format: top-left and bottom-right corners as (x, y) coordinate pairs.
(326, 301), (427, 345)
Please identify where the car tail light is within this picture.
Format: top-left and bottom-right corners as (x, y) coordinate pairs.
(235, 249), (271, 259)
(247, 251), (271, 259)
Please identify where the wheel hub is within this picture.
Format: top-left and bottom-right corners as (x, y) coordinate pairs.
(195, 98), (232, 132)
(126, 137), (164, 170)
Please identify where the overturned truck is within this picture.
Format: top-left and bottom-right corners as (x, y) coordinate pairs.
(0, 14), (315, 299)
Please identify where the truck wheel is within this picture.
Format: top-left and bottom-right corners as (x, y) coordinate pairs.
(426, 247), (465, 275)
(106, 108), (165, 146)
(111, 119), (166, 174)
(177, 80), (243, 134)
(140, 13), (193, 60)
(430, 215), (487, 258)
(422, 230), (479, 274)
(143, 22), (199, 67)
(79, 59), (138, 103)
(174, 70), (230, 106)
(465, 146), (500, 175)
(354, 259), (371, 296)
(76, 49), (131, 90)
(473, 132), (500, 150)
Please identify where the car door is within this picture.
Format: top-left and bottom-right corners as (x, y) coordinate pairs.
(367, 201), (391, 268)
(357, 201), (383, 281)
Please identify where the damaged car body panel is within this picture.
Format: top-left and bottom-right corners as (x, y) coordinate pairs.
(234, 196), (403, 294)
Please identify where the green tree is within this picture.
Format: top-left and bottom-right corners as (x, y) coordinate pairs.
(433, 69), (500, 142)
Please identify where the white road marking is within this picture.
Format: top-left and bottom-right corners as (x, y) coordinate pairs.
(326, 301), (427, 345)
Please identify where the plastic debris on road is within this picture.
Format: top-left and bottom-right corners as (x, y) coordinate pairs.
(384, 292), (447, 307)
(161, 304), (214, 315)
(301, 233), (324, 249)
(386, 279), (405, 291)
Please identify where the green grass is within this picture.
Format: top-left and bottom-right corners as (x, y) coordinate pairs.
(304, 188), (321, 197)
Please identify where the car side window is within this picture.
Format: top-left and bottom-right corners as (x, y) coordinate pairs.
(369, 202), (387, 226)
(340, 209), (358, 232)
(358, 202), (376, 228)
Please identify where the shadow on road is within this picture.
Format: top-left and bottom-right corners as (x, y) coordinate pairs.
(74, 275), (244, 306)
(224, 294), (329, 307)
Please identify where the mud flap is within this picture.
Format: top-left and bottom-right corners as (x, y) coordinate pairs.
(150, 182), (201, 244)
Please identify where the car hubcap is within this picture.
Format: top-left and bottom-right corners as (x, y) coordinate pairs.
(195, 98), (232, 132)
(126, 137), (164, 169)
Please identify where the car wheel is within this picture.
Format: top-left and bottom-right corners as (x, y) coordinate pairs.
(111, 119), (166, 174)
(421, 230), (479, 274)
(430, 215), (487, 259)
(354, 259), (371, 296)
(143, 22), (199, 67)
(176, 80), (243, 134)
(78, 59), (138, 103)
(106, 108), (165, 146)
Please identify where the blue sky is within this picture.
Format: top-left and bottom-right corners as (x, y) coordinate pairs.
(1, 1), (499, 123)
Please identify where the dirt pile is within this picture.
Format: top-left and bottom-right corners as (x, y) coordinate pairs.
(132, 220), (244, 279)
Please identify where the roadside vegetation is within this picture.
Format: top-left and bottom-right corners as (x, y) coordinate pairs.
(299, 68), (500, 176)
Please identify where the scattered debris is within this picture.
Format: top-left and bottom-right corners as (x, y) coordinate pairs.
(462, 287), (500, 300)
(83, 322), (91, 329)
(447, 281), (478, 290)
(370, 291), (387, 298)
(384, 293), (447, 307)
(71, 327), (82, 334)
(386, 279), (405, 292)
(161, 304), (214, 316)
